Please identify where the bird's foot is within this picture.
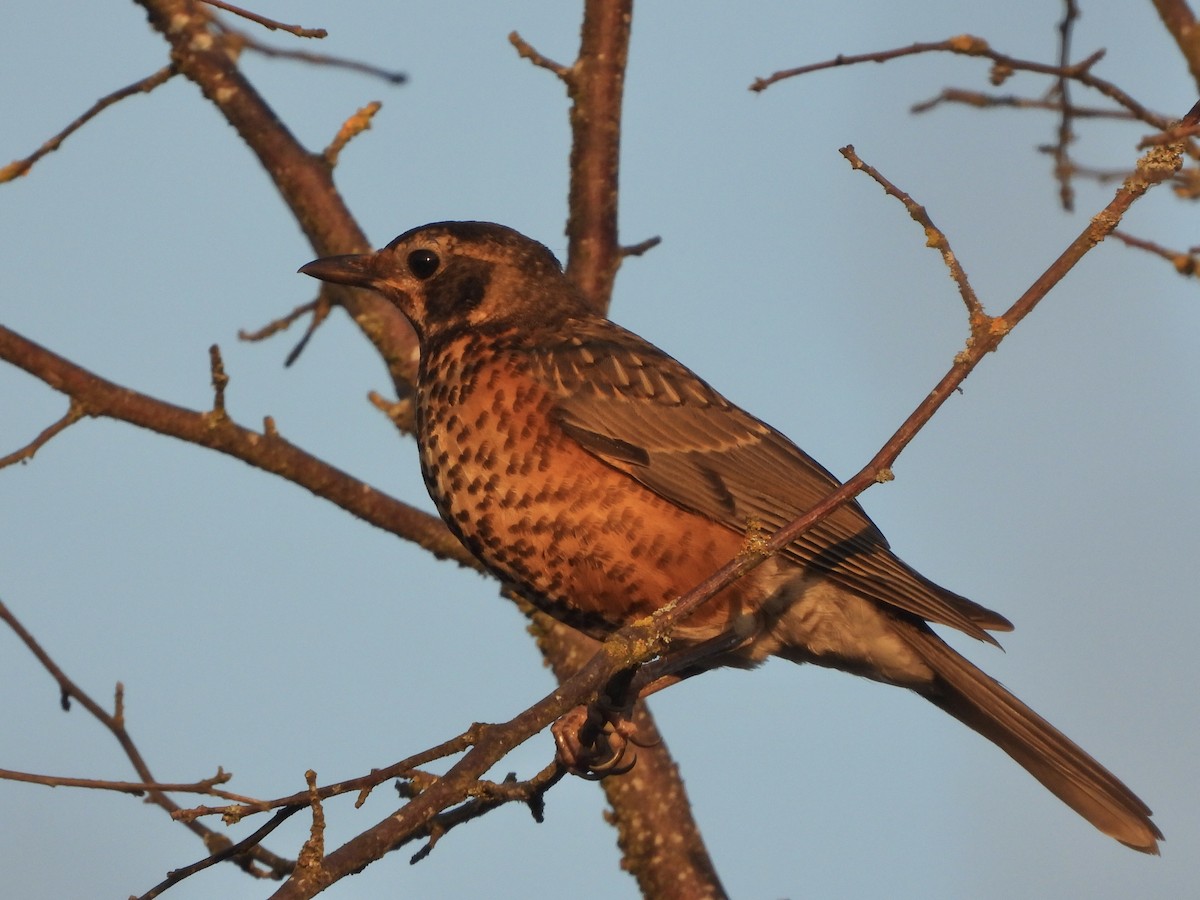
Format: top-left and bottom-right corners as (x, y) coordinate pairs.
(552, 698), (647, 779)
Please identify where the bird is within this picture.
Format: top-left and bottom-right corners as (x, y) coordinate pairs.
(300, 220), (1161, 853)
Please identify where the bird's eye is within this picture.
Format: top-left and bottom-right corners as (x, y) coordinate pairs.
(407, 248), (440, 280)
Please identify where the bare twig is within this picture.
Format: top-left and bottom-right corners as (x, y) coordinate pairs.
(238, 295), (337, 367)
(620, 235), (663, 258)
(0, 598), (294, 879)
(201, 0), (327, 38)
(137, 807), (302, 900)
(0, 767), (257, 803)
(583, 133), (1192, 706)
(291, 771), (326, 885)
(0, 326), (480, 569)
(0, 67), (175, 183)
(751, 34), (1171, 132)
(563, 0), (633, 313)
(209, 345), (229, 415)
(0, 400), (85, 469)
(322, 102), (382, 167)
(1139, 121), (1200, 147)
(180, 728), (483, 826)
(912, 88), (1138, 118)
(839, 145), (984, 323)
(239, 299), (322, 342)
(508, 31), (572, 80)
(751, 37), (986, 90)
(1112, 229), (1200, 276)
(409, 764), (565, 863)
(1051, 0), (1082, 210)
(137, 0), (418, 388)
(513, 1), (635, 313)
(218, 25), (408, 84)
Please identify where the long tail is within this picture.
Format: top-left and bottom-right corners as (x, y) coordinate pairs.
(899, 626), (1162, 853)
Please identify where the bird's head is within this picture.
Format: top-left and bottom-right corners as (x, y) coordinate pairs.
(299, 221), (584, 341)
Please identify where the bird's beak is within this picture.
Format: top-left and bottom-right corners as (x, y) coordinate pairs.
(298, 253), (377, 288)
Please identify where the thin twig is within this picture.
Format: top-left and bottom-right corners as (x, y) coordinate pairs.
(209, 345), (229, 415)
(410, 764), (565, 863)
(1112, 229), (1200, 276)
(912, 88), (1138, 119)
(177, 726), (483, 825)
(839, 145), (984, 323)
(291, 771), (326, 884)
(137, 807), (302, 900)
(508, 31), (573, 80)
(217, 21), (407, 83)
(201, 0), (326, 38)
(283, 300), (333, 367)
(621, 131), (1188, 679)
(1051, 0), (1081, 210)
(620, 235), (662, 258)
(0, 599), (293, 879)
(0, 768), (261, 804)
(137, 0), (418, 389)
(238, 300), (321, 342)
(751, 35), (1171, 132)
(0, 400), (85, 469)
(322, 102), (382, 167)
(0, 67), (175, 183)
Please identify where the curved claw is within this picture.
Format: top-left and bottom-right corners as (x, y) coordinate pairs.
(552, 703), (642, 779)
(588, 733), (638, 776)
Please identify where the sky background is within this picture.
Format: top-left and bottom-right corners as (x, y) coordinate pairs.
(1, 2), (1197, 898)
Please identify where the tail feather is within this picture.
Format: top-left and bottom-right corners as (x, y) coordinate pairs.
(900, 627), (1162, 853)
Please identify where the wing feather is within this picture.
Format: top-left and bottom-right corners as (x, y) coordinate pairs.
(531, 319), (1012, 641)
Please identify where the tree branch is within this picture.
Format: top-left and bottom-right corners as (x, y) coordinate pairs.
(7, 5), (709, 894)
(514, 0), (637, 313)
(0, 66), (176, 183)
(0, 326), (478, 568)
(0, 598), (294, 880)
(1151, 0), (1200, 92)
(135, 0), (418, 389)
(751, 34), (1172, 131)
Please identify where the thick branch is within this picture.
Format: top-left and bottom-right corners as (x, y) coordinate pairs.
(135, 0), (418, 388)
(18, 6), (705, 894)
(564, 0), (633, 312)
(0, 326), (476, 568)
(531, 619), (728, 899)
(1152, 0), (1200, 92)
(514, 4), (724, 896)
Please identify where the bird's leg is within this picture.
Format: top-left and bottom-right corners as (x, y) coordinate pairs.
(553, 665), (643, 778)
(553, 625), (753, 778)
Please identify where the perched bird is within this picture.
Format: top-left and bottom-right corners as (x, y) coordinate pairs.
(301, 221), (1161, 852)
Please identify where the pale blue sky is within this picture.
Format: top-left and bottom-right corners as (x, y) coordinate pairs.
(2, 2), (1197, 898)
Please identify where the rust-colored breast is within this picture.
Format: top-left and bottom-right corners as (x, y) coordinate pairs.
(416, 331), (752, 640)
